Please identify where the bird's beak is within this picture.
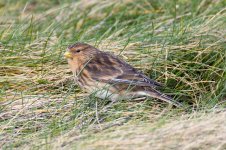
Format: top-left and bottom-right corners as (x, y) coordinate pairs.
(64, 51), (73, 59)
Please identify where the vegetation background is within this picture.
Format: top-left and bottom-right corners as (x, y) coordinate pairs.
(0, 0), (225, 149)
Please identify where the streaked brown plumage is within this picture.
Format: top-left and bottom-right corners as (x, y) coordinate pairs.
(64, 42), (181, 107)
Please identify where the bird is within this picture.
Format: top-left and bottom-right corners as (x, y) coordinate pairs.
(64, 42), (182, 107)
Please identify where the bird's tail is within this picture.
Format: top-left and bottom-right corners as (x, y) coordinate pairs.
(145, 89), (182, 107)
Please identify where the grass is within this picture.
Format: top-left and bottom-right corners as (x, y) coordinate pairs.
(0, 0), (225, 149)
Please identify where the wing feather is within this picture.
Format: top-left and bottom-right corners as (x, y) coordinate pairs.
(84, 52), (162, 88)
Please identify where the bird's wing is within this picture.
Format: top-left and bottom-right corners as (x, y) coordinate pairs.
(84, 52), (162, 88)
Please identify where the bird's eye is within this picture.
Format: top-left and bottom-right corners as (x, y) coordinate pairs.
(76, 50), (81, 53)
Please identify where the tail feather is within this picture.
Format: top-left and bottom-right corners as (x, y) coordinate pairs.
(145, 90), (182, 107)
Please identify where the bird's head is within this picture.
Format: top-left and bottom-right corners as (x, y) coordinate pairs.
(64, 42), (99, 63)
(64, 42), (100, 73)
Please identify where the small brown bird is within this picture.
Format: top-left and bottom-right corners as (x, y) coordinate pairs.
(64, 42), (181, 107)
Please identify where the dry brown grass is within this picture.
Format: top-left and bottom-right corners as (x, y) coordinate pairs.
(19, 109), (226, 150)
